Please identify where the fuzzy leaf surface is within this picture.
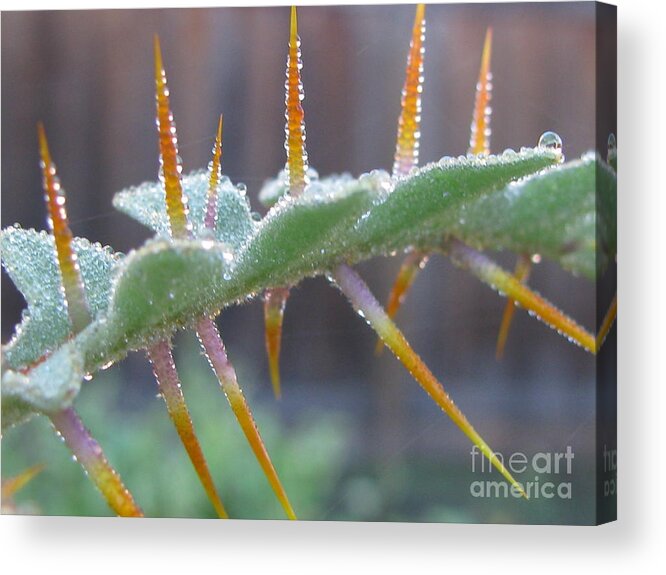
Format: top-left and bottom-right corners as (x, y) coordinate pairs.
(113, 171), (256, 252)
(3, 147), (615, 424)
(1, 227), (121, 370)
(2, 342), (84, 430)
(440, 153), (616, 278)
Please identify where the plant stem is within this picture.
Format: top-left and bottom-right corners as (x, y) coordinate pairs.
(196, 316), (297, 520)
(49, 406), (143, 517)
(332, 263), (526, 498)
(147, 340), (228, 519)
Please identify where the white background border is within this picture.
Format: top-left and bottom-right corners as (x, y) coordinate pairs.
(1, 0), (663, 572)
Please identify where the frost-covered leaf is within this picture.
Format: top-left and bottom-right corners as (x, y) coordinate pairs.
(18, 145), (604, 395)
(1, 392), (36, 432)
(1, 227), (121, 370)
(445, 152), (616, 279)
(235, 172), (387, 288)
(71, 178), (385, 372)
(345, 147), (563, 261)
(113, 170), (256, 252)
(85, 238), (237, 363)
(1, 342), (84, 431)
(94, 147), (566, 369)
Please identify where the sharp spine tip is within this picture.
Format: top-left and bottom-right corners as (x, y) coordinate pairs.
(153, 35), (189, 239)
(469, 26), (494, 156)
(291, 5), (298, 41)
(153, 34), (164, 76)
(285, 4), (308, 196)
(37, 122), (92, 333)
(392, 2), (426, 177)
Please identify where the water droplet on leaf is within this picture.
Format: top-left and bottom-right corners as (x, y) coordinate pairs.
(537, 131), (562, 152)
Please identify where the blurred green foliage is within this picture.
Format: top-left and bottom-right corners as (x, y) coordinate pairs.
(2, 333), (595, 524)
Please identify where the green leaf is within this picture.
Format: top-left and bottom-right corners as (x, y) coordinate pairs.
(113, 170), (256, 252)
(1, 227), (121, 370)
(4, 146), (609, 422)
(443, 153), (616, 279)
(78, 148), (563, 377)
(1, 342), (83, 431)
(235, 172), (387, 289)
(0, 393), (36, 432)
(342, 147), (563, 261)
(79, 238), (236, 367)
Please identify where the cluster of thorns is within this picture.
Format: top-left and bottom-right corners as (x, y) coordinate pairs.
(2, 5), (615, 518)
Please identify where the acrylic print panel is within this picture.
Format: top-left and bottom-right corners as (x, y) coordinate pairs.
(1, 2), (616, 524)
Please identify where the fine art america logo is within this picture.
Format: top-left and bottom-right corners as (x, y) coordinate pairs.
(469, 446), (574, 499)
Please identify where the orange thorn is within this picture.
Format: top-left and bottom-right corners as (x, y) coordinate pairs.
(468, 27), (493, 156)
(154, 35), (190, 239)
(284, 6), (309, 196)
(393, 3), (426, 177)
(375, 251), (429, 356)
(378, 5), (429, 355)
(1, 464), (45, 501)
(267, 5), (305, 401)
(204, 114), (224, 230)
(334, 264), (527, 499)
(596, 295), (617, 352)
(495, 254), (532, 359)
(196, 318), (297, 519)
(50, 408), (144, 517)
(264, 287), (290, 399)
(37, 123), (91, 334)
(448, 240), (595, 354)
(148, 341), (228, 519)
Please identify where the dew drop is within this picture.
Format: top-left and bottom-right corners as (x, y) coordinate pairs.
(537, 131), (562, 152)
(607, 133), (616, 152)
(607, 133), (617, 166)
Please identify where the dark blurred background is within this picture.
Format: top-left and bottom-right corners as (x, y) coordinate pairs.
(2, 3), (600, 523)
